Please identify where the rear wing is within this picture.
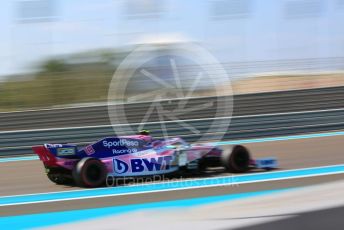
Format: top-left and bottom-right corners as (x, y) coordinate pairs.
(32, 145), (57, 167)
(32, 144), (78, 167)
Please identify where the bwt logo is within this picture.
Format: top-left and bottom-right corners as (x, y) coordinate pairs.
(103, 139), (139, 148)
(113, 156), (173, 174)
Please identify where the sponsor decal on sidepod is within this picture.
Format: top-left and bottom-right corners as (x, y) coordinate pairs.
(113, 156), (173, 174)
(103, 139), (139, 148)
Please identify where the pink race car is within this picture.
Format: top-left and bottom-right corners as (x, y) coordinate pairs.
(32, 133), (277, 187)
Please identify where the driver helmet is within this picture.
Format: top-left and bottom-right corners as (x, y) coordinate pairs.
(138, 129), (150, 136)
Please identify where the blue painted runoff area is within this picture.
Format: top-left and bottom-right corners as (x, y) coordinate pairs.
(0, 155), (38, 163)
(212, 130), (344, 146)
(1, 164), (343, 207)
(0, 188), (289, 230)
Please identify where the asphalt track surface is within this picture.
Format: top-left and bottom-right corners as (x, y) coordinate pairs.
(237, 206), (344, 230)
(45, 180), (344, 230)
(1, 134), (344, 216)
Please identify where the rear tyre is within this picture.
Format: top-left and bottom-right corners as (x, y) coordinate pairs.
(221, 145), (250, 173)
(72, 158), (107, 188)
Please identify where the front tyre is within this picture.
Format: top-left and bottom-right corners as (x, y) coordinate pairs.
(221, 145), (250, 173)
(73, 158), (107, 187)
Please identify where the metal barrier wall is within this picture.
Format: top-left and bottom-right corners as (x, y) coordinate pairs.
(1, 108), (344, 156)
(1, 86), (344, 131)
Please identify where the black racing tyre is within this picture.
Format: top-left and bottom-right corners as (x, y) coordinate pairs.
(221, 145), (250, 173)
(47, 173), (67, 185)
(72, 158), (107, 188)
(197, 158), (207, 172)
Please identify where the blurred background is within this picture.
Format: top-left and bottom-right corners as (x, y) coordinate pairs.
(0, 0), (344, 110)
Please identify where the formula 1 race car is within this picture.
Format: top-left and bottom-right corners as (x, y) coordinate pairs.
(32, 134), (278, 187)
